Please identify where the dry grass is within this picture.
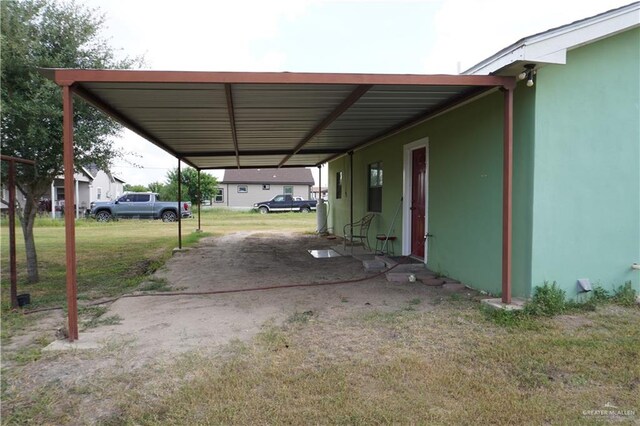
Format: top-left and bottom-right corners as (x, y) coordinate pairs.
(98, 301), (639, 425)
(2, 212), (639, 424)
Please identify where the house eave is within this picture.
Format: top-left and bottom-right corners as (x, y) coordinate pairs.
(464, 2), (640, 76)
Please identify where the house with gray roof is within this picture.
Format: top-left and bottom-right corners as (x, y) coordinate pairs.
(216, 168), (315, 209)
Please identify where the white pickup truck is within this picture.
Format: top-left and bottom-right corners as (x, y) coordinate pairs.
(89, 192), (192, 222)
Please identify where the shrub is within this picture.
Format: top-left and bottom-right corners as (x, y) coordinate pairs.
(524, 282), (566, 317)
(612, 281), (638, 307)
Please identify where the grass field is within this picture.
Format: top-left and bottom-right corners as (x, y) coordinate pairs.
(2, 209), (639, 425)
(0, 209), (316, 340)
(1, 209), (315, 303)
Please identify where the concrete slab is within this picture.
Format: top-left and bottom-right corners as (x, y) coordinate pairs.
(376, 255), (397, 268)
(363, 259), (386, 273)
(353, 253), (377, 262)
(43, 339), (102, 352)
(481, 298), (527, 311)
(330, 245), (372, 257)
(394, 264), (427, 273)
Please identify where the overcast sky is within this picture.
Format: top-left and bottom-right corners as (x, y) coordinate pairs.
(83, 0), (632, 186)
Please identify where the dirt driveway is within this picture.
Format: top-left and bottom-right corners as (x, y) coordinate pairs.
(72, 231), (439, 362)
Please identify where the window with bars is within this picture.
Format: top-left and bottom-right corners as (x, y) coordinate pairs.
(368, 162), (383, 213)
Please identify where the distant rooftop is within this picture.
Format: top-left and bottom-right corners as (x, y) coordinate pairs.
(221, 168), (314, 185)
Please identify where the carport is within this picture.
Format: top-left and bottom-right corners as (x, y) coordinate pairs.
(41, 69), (516, 341)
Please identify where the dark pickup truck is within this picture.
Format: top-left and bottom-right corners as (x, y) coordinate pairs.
(253, 194), (317, 214)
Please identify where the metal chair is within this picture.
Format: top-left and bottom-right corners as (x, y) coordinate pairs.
(343, 213), (375, 251)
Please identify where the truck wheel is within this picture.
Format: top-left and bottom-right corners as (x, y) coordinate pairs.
(96, 211), (112, 222)
(162, 210), (177, 222)
(300, 206), (311, 213)
(258, 206), (269, 214)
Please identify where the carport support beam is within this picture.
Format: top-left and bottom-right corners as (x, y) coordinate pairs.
(197, 169), (201, 231)
(501, 85), (514, 305)
(62, 84), (79, 341)
(318, 165), (321, 200)
(349, 151), (354, 247)
(178, 158), (182, 249)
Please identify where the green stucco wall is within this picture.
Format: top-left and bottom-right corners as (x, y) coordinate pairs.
(328, 86), (536, 297)
(328, 28), (639, 300)
(530, 28), (640, 298)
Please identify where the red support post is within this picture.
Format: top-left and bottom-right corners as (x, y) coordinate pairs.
(8, 160), (18, 309)
(1, 155), (36, 309)
(197, 169), (201, 231)
(502, 86), (514, 304)
(177, 158), (182, 249)
(62, 85), (79, 340)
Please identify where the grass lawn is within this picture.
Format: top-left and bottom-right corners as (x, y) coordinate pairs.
(0, 209), (316, 340)
(2, 209), (639, 425)
(111, 303), (640, 425)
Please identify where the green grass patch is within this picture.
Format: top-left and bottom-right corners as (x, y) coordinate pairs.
(1, 211), (315, 343)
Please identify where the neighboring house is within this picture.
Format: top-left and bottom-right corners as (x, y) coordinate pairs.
(0, 186), (15, 212)
(328, 3), (639, 300)
(217, 168), (315, 209)
(84, 164), (125, 202)
(50, 169), (93, 216)
(311, 186), (328, 200)
(48, 165), (125, 217)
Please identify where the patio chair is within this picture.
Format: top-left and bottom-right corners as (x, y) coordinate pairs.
(343, 213), (375, 251)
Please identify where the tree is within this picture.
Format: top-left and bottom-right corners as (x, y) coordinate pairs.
(147, 181), (165, 194)
(160, 167), (217, 204)
(124, 184), (148, 192)
(1, 0), (140, 282)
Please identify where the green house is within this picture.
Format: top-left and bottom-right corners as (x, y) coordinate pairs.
(327, 3), (640, 300)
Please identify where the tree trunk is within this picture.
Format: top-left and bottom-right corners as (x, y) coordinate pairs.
(16, 181), (50, 284)
(19, 193), (40, 283)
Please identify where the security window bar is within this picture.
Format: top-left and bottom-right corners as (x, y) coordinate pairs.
(368, 162), (383, 213)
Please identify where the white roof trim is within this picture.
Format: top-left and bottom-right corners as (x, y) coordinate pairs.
(465, 2), (640, 75)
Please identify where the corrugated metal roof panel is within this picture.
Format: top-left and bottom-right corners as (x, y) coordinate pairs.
(55, 73), (507, 170)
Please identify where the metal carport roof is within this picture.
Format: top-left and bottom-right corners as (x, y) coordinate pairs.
(42, 69), (517, 341)
(41, 69), (514, 170)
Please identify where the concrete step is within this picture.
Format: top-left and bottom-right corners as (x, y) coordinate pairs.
(363, 259), (386, 273)
(375, 256), (427, 272)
